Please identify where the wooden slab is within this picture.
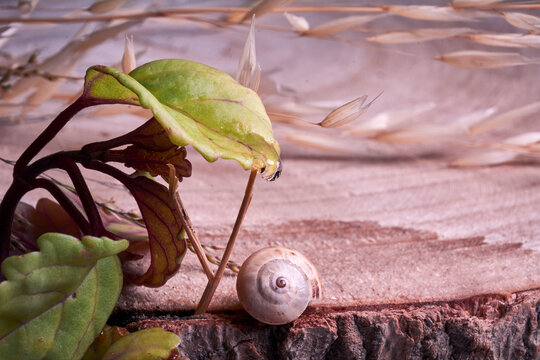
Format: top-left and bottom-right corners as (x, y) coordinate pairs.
(1, 5), (540, 356)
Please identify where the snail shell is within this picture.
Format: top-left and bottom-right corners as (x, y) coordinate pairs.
(236, 246), (322, 325)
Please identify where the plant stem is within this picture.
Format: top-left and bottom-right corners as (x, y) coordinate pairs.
(166, 164), (213, 280)
(0, 181), (31, 263)
(173, 191), (214, 281)
(55, 158), (105, 236)
(195, 168), (257, 315)
(0, 6), (395, 24)
(31, 178), (92, 235)
(14, 98), (90, 175)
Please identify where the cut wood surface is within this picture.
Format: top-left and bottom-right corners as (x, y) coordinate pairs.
(1, 126), (540, 312)
(1, 4), (540, 356)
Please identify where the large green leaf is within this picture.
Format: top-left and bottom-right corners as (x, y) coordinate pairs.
(101, 328), (179, 360)
(0, 234), (128, 360)
(81, 59), (281, 180)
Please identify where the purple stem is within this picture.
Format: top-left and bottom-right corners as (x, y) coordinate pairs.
(14, 98), (93, 175)
(81, 160), (134, 189)
(54, 158), (106, 236)
(31, 178), (92, 235)
(0, 181), (31, 262)
(1, 151), (107, 263)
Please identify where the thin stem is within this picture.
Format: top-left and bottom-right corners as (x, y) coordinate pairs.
(195, 168), (257, 315)
(167, 164), (213, 280)
(0, 6), (387, 24)
(14, 98), (90, 175)
(24, 152), (107, 236)
(173, 192), (214, 280)
(55, 158), (105, 236)
(31, 178), (92, 234)
(0, 181), (31, 263)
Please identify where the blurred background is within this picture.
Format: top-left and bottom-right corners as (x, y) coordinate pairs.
(1, 0), (540, 308)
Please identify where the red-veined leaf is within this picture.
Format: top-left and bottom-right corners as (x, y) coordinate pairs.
(85, 162), (186, 287)
(105, 145), (191, 182)
(120, 176), (186, 287)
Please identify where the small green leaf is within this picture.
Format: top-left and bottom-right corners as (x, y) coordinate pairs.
(0, 234), (128, 360)
(102, 328), (179, 360)
(82, 59), (281, 180)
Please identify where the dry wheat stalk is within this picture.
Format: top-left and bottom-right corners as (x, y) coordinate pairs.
(1, 1), (540, 169)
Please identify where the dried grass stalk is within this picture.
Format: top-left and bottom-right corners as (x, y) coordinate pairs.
(348, 103), (435, 136)
(284, 12), (310, 33)
(285, 133), (355, 152)
(385, 5), (480, 22)
(435, 50), (540, 69)
(88, 0), (127, 14)
(318, 95), (374, 128)
(461, 33), (540, 49)
(371, 108), (495, 143)
(367, 27), (472, 44)
(452, 132), (540, 167)
(266, 100), (328, 117)
(265, 107), (306, 126)
(318, 94), (384, 129)
(451, 150), (518, 167)
(236, 17), (261, 91)
(374, 125), (464, 144)
(452, 107), (497, 130)
(469, 101), (540, 134)
(228, 0), (292, 23)
(304, 15), (383, 37)
(452, 0), (503, 8)
(502, 12), (540, 32)
(18, 0), (40, 14)
(2, 20), (138, 107)
(122, 35), (136, 73)
(0, 25), (18, 50)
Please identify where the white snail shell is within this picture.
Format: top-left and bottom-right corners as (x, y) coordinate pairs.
(236, 246), (322, 325)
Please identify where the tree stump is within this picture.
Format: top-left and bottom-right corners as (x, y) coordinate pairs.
(1, 5), (540, 358)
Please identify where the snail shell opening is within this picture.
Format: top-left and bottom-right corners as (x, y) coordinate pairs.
(236, 246), (322, 325)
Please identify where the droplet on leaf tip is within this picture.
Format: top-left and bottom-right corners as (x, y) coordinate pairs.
(264, 160), (282, 181)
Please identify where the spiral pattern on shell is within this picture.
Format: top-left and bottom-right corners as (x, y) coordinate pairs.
(236, 246), (322, 325)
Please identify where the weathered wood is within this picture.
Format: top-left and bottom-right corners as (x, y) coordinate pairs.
(123, 289), (540, 359)
(1, 5), (540, 357)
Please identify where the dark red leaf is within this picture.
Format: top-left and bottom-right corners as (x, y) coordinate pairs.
(121, 175), (187, 287)
(83, 161), (187, 287)
(106, 145), (192, 182)
(124, 118), (177, 152)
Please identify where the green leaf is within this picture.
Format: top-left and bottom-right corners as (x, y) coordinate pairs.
(0, 234), (128, 360)
(82, 59), (282, 180)
(102, 328), (179, 360)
